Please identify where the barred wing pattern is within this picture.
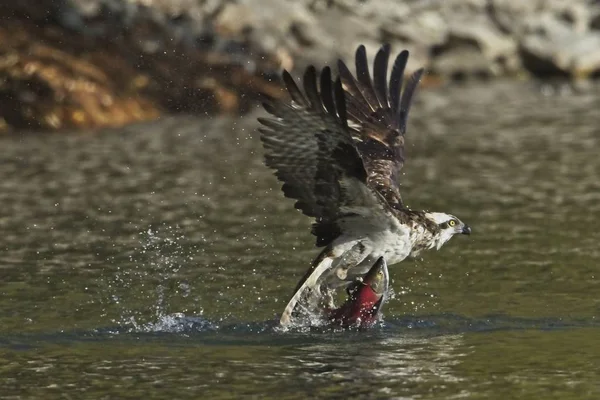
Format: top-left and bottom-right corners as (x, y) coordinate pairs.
(258, 66), (379, 247)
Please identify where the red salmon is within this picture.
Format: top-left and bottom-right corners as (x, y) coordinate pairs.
(328, 257), (389, 328)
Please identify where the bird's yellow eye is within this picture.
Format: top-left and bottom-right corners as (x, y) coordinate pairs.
(448, 220), (456, 227)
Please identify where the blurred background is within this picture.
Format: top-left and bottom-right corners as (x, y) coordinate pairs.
(2, 1), (600, 399)
(2, 0), (600, 133)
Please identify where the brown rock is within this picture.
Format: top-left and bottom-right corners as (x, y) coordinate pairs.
(0, 0), (283, 133)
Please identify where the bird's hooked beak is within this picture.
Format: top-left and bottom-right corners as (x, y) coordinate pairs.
(461, 224), (472, 235)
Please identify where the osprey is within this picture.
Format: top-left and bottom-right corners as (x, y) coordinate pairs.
(258, 44), (471, 327)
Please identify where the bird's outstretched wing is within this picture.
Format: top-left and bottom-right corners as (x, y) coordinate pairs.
(338, 44), (424, 209)
(258, 65), (384, 247)
(258, 45), (425, 327)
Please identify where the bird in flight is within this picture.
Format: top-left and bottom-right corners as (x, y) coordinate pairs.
(258, 44), (471, 327)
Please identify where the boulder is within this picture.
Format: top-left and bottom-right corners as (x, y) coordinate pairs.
(520, 13), (600, 78)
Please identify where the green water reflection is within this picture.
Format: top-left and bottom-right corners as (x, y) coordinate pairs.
(1, 81), (599, 398)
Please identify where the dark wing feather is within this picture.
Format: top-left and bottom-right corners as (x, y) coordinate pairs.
(303, 66), (322, 110)
(282, 70), (309, 107)
(354, 45), (380, 111)
(373, 43), (390, 108)
(333, 78), (348, 129)
(320, 67), (336, 115)
(389, 50), (409, 115)
(398, 68), (424, 134)
(338, 44), (424, 208)
(259, 66), (378, 246)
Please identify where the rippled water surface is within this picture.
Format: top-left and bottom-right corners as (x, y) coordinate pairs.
(1, 81), (600, 399)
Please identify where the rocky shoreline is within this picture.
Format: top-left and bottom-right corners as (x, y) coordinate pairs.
(2, 0), (599, 133)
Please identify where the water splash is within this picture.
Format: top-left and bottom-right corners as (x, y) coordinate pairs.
(101, 224), (206, 330)
(122, 313), (217, 333)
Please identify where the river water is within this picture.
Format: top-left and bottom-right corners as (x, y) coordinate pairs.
(1, 81), (599, 399)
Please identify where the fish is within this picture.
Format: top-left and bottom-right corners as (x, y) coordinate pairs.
(327, 257), (389, 328)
